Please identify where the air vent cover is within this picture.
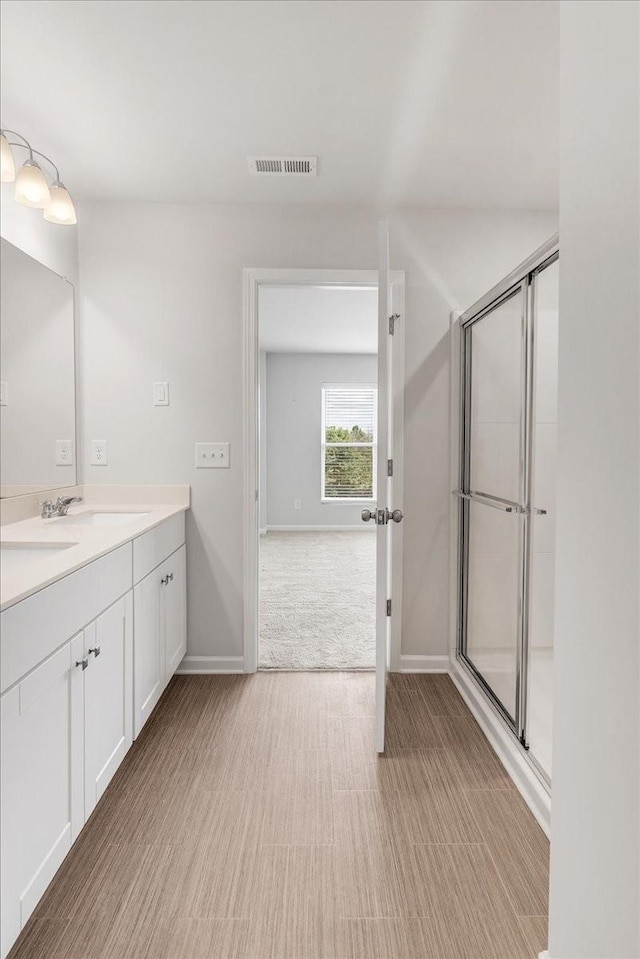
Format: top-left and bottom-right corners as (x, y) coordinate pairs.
(248, 156), (318, 177)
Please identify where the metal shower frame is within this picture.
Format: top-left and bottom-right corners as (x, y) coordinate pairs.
(454, 234), (559, 783)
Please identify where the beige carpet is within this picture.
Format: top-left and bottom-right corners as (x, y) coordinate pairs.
(259, 530), (376, 669)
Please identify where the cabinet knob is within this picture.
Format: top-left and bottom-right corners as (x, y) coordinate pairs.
(75, 658), (88, 670)
(88, 645), (101, 658)
(161, 575), (170, 586)
(168, 572), (174, 582)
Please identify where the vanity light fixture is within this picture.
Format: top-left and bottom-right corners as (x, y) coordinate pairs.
(0, 133), (15, 182)
(44, 180), (76, 225)
(14, 159), (51, 209)
(0, 127), (76, 225)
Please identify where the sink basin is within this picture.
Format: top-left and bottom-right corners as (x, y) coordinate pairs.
(1, 541), (78, 575)
(54, 511), (150, 527)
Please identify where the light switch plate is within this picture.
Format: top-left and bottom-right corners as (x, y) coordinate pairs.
(56, 440), (75, 466)
(153, 382), (169, 406)
(90, 439), (108, 466)
(0, 381), (7, 406)
(195, 442), (230, 469)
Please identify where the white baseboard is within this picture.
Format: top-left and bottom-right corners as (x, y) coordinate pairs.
(398, 654), (450, 673)
(176, 655), (245, 674)
(450, 658), (551, 838)
(265, 525), (375, 532)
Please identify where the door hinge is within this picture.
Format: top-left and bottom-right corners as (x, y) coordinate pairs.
(389, 312), (400, 335)
(387, 458), (393, 477)
(386, 599), (392, 616)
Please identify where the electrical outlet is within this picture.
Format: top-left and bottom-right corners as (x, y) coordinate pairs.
(56, 440), (74, 466)
(195, 442), (230, 469)
(90, 439), (108, 466)
(294, 499), (301, 510)
(153, 382), (169, 406)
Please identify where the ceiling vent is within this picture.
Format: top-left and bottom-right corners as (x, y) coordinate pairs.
(248, 156), (318, 177)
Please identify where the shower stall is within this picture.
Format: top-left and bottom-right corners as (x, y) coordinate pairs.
(453, 236), (558, 785)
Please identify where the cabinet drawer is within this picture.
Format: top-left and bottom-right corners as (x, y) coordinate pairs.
(0, 544), (132, 695)
(133, 512), (185, 584)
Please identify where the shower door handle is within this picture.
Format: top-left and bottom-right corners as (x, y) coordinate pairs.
(452, 489), (524, 514)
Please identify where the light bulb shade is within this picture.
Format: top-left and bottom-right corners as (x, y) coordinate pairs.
(14, 159), (51, 208)
(44, 182), (77, 225)
(0, 135), (15, 182)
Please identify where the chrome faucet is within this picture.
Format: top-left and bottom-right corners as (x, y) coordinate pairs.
(40, 496), (83, 519)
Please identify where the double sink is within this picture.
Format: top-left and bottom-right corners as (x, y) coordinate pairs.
(1, 512), (150, 576)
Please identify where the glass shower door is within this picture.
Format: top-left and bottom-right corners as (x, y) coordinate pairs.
(526, 255), (559, 779)
(459, 284), (527, 730)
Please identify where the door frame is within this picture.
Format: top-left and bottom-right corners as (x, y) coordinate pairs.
(242, 267), (405, 673)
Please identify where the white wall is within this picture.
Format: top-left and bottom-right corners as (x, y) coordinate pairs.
(548, 3), (640, 958)
(77, 202), (557, 661)
(265, 352), (378, 528)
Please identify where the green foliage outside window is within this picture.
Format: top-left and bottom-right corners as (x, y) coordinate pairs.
(324, 424), (374, 498)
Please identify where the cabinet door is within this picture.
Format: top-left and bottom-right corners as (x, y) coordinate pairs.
(164, 545), (187, 682)
(1, 636), (83, 958)
(133, 568), (163, 738)
(84, 593), (133, 819)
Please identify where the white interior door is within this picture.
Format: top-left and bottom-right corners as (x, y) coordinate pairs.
(373, 221), (401, 753)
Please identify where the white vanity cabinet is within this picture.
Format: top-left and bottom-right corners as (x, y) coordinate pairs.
(132, 513), (186, 737)
(0, 590), (134, 954)
(163, 546), (187, 681)
(0, 510), (187, 959)
(83, 593), (133, 819)
(0, 636), (83, 956)
(132, 566), (164, 736)
(0, 544), (132, 959)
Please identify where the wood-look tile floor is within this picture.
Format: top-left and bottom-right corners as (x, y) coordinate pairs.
(9, 672), (550, 959)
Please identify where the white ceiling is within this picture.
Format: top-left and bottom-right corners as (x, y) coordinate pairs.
(0, 0), (559, 209)
(259, 286), (377, 354)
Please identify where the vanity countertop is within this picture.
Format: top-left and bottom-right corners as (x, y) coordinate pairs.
(0, 485), (190, 612)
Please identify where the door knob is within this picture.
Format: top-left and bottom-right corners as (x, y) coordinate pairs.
(361, 509), (376, 523)
(390, 508), (403, 523)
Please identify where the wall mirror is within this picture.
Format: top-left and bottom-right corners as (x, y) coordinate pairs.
(0, 238), (76, 497)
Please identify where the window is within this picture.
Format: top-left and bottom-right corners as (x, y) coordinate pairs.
(321, 385), (377, 501)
